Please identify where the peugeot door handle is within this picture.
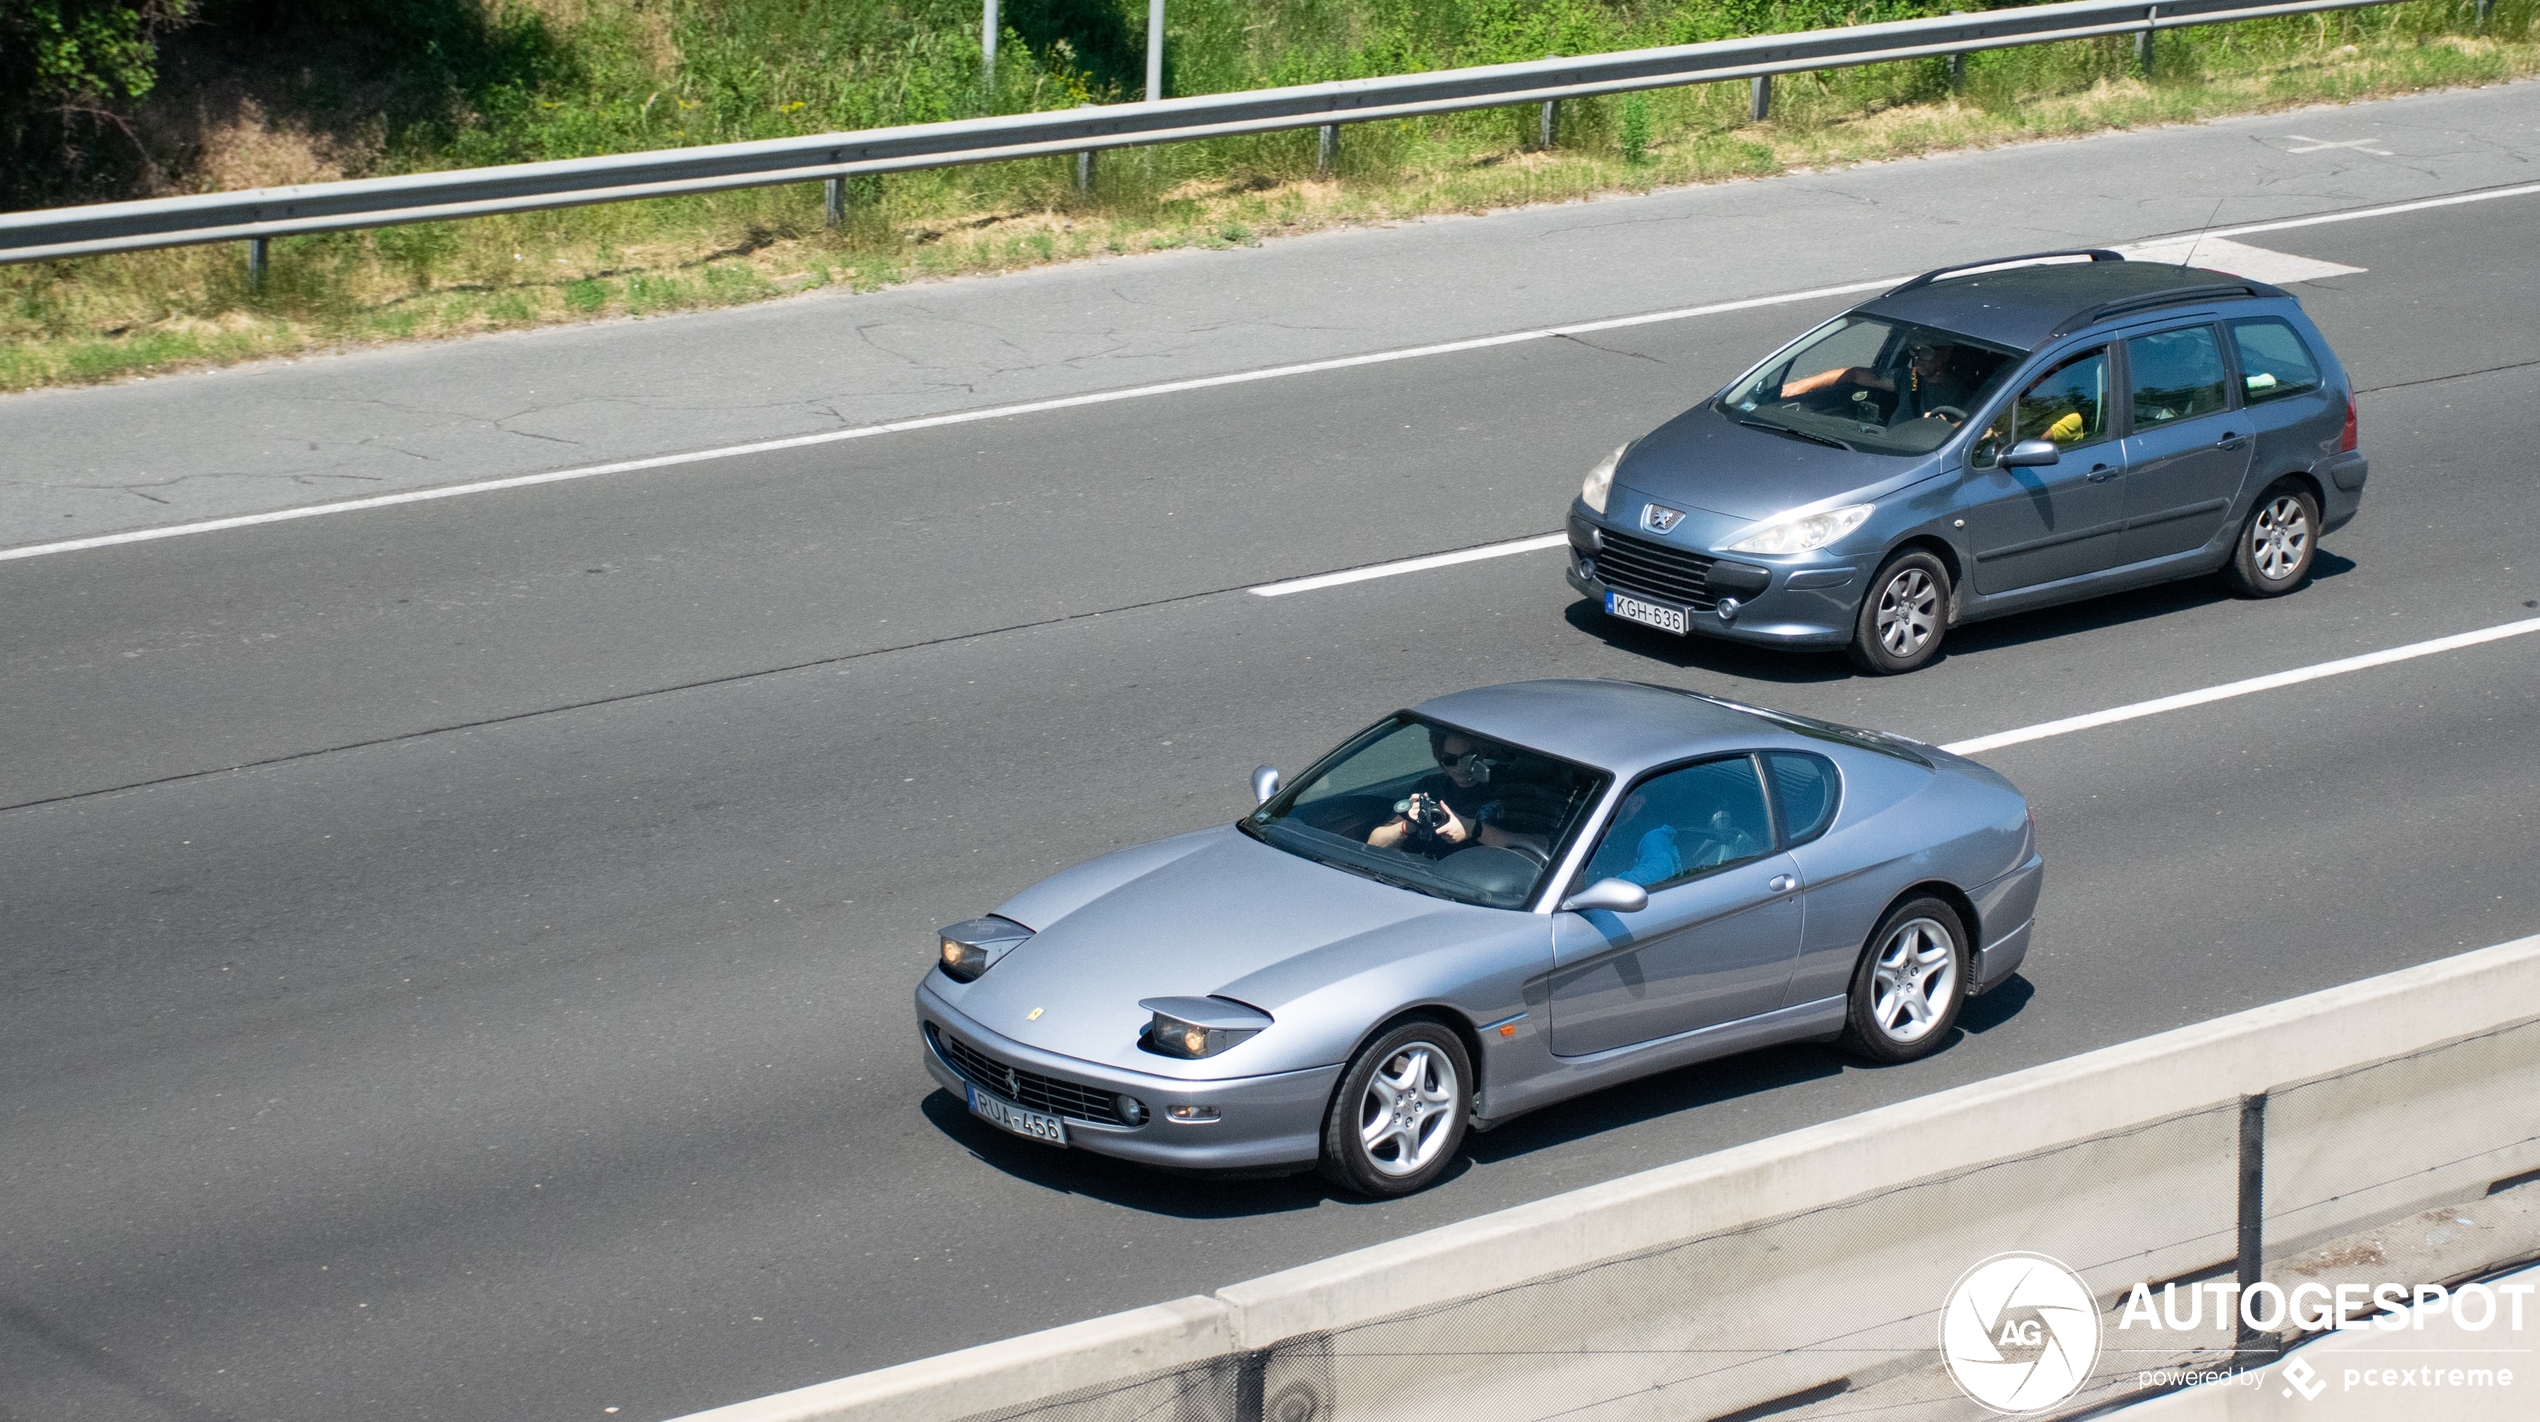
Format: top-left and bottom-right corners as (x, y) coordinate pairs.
(1768, 875), (1797, 893)
(2085, 465), (2117, 483)
(2214, 434), (2246, 450)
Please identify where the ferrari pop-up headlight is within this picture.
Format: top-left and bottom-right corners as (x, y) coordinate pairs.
(1139, 996), (1274, 1059)
(936, 917), (1033, 982)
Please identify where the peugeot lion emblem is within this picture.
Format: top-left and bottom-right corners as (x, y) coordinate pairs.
(1642, 504), (1686, 534)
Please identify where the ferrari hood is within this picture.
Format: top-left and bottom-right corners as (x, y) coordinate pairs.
(954, 827), (1496, 1070)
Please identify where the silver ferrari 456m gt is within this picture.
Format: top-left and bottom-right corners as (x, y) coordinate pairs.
(915, 679), (2041, 1197)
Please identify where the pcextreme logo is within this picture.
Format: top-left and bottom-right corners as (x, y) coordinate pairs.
(1940, 1253), (2103, 1414)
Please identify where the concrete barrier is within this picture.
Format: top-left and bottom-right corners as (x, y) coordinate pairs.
(675, 933), (2540, 1422)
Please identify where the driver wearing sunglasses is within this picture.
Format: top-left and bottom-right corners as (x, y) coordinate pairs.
(1367, 730), (1547, 856)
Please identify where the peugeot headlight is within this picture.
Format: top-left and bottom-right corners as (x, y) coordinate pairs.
(936, 917), (1033, 982)
(1724, 503), (1875, 555)
(1581, 443), (1627, 515)
(1139, 996), (1273, 1059)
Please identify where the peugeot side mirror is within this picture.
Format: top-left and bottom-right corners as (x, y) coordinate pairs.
(1250, 765), (1281, 806)
(2000, 438), (2061, 469)
(1559, 877), (1649, 914)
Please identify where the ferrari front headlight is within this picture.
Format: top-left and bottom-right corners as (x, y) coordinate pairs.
(935, 917), (1033, 982)
(1724, 503), (1874, 556)
(1139, 996), (1273, 1059)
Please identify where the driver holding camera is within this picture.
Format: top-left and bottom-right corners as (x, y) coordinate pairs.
(1367, 730), (1544, 856)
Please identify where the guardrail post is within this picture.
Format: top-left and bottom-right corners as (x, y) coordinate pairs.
(1539, 99), (1559, 149)
(1750, 74), (1772, 122)
(1233, 1348), (1269, 1422)
(1075, 101), (1097, 195)
(1317, 122), (1337, 176)
(1146, 0), (1165, 103)
(2475, 0), (2491, 30)
(2138, 5), (2158, 76)
(981, 0), (998, 82)
(246, 237), (268, 293)
(824, 177), (844, 228)
(2235, 1090), (2269, 1366)
(1948, 11), (1966, 90)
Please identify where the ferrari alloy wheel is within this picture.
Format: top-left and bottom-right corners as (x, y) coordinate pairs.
(1841, 897), (1970, 1064)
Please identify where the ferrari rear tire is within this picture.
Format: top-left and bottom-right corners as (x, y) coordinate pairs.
(1839, 897), (1970, 1064)
(1318, 1020), (1471, 1198)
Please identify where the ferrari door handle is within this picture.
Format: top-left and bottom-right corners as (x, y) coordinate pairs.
(2214, 434), (2246, 450)
(2085, 466), (2117, 483)
(1768, 875), (1797, 893)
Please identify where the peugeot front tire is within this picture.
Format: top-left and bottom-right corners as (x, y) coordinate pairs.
(1848, 549), (1952, 675)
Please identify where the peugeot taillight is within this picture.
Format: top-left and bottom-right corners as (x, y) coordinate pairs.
(2340, 393), (2358, 453)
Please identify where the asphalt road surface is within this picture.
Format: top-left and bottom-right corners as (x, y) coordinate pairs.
(4, 83), (2538, 1422)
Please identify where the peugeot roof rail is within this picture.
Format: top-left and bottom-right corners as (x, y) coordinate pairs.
(1885, 248), (2126, 296)
(2048, 282), (2269, 340)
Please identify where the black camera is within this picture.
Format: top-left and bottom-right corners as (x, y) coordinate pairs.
(1394, 793), (1452, 834)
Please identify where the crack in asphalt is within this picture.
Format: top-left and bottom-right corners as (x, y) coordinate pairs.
(2357, 356), (2540, 395)
(1553, 332), (1667, 365)
(0, 518), (1587, 818)
(0, 581), (1260, 819)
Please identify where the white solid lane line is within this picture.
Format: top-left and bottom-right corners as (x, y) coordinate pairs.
(1939, 616), (2540, 757)
(9, 178), (2534, 568)
(1248, 533), (1570, 596)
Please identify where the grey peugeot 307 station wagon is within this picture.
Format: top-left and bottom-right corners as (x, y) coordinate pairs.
(1567, 250), (2368, 673)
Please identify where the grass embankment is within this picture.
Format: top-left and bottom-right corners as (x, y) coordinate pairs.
(3, 0), (2534, 393)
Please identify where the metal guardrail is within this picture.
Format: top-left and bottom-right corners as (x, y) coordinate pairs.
(0, 0), (2399, 265)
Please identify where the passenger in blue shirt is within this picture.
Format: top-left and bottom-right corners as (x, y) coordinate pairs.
(1610, 793), (1765, 888)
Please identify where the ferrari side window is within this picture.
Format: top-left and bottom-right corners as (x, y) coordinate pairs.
(1582, 756), (1774, 892)
(1764, 752), (1839, 846)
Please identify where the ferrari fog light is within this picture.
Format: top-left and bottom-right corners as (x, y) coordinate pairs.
(1112, 1094), (1148, 1126)
(1167, 1104), (1221, 1123)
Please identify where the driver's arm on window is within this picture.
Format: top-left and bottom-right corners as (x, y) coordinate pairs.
(1781, 365), (1893, 398)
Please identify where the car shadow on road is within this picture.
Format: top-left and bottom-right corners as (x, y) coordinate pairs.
(1939, 552), (2358, 662)
(919, 1090), (1336, 1217)
(1467, 974), (2037, 1164)
(1560, 600), (1851, 684)
(1564, 551), (2357, 681)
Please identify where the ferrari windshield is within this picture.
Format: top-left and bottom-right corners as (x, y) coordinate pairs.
(1241, 715), (1607, 911)
(1720, 315), (2022, 455)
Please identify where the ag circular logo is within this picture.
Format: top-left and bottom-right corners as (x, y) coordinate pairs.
(1939, 1252), (2102, 1414)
